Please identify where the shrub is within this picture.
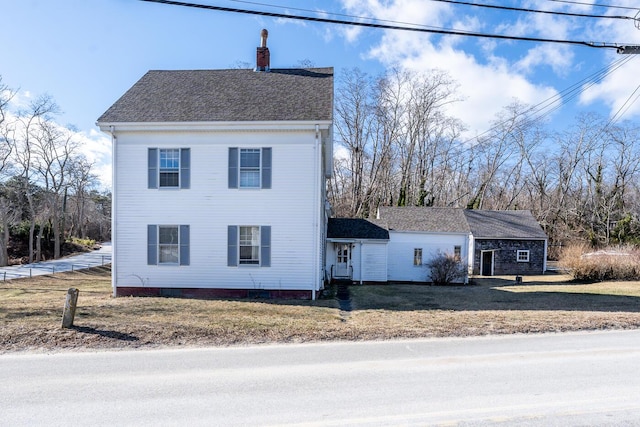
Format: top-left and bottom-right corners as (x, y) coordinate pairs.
(68, 237), (96, 248)
(559, 243), (640, 281)
(425, 251), (466, 285)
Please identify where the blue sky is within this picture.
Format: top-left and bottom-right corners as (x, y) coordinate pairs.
(3, 0), (640, 188)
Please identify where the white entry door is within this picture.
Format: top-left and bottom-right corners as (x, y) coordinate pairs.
(335, 243), (351, 278)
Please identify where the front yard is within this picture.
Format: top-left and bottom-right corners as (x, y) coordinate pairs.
(2, 267), (640, 353)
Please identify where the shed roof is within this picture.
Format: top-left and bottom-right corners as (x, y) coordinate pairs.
(463, 209), (547, 239)
(376, 207), (471, 234)
(97, 68), (333, 123)
(327, 218), (389, 240)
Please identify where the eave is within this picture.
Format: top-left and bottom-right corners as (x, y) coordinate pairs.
(97, 120), (332, 134)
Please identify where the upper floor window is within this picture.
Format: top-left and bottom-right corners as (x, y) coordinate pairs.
(148, 148), (190, 189)
(228, 147), (271, 189)
(159, 149), (180, 187)
(240, 149), (261, 188)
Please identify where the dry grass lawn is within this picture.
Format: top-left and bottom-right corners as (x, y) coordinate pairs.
(3, 267), (640, 353)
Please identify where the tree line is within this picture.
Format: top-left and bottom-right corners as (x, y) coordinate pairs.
(3, 66), (638, 266)
(329, 68), (640, 254)
(0, 76), (110, 266)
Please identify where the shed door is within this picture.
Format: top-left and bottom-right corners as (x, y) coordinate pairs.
(335, 244), (351, 278)
(481, 251), (493, 276)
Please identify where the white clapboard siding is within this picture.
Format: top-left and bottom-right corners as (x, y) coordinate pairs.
(361, 242), (388, 282)
(113, 128), (324, 291)
(386, 231), (470, 282)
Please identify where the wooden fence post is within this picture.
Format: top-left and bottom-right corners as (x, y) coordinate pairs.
(61, 288), (79, 328)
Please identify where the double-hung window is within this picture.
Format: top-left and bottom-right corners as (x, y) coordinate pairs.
(227, 225), (271, 267)
(158, 226), (179, 264)
(159, 149), (180, 188)
(147, 224), (190, 266)
(148, 148), (190, 189)
(239, 226), (260, 264)
(240, 149), (261, 188)
(228, 147), (271, 189)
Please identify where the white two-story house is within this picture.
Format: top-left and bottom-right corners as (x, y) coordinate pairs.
(97, 33), (333, 299)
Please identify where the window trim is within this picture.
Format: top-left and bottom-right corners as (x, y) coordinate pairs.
(239, 225), (261, 265)
(517, 250), (530, 263)
(158, 225), (180, 265)
(239, 148), (262, 189)
(159, 149), (181, 189)
(413, 248), (423, 266)
(454, 245), (462, 261)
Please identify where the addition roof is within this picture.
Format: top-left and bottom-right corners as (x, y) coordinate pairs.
(327, 218), (389, 240)
(462, 209), (547, 239)
(97, 68), (334, 124)
(376, 207), (471, 234)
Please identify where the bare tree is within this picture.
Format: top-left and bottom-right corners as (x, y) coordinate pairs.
(32, 118), (78, 258)
(67, 156), (99, 239)
(10, 95), (59, 262)
(333, 68), (376, 217)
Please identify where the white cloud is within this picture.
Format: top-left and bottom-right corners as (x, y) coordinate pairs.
(338, 0), (560, 137)
(75, 128), (112, 189)
(578, 2), (640, 121)
(580, 55), (640, 120)
(514, 44), (573, 76)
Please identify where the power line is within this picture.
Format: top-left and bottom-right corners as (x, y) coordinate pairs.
(229, 0), (461, 33)
(430, 0), (637, 21)
(460, 55), (636, 147)
(546, 0), (640, 12)
(139, 0), (624, 50)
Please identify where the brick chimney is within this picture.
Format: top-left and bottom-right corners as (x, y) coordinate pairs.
(256, 29), (270, 72)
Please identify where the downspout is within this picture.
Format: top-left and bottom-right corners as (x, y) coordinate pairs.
(110, 126), (117, 298)
(312, 124), (321, 300)
(543, 239), (548, 273)
(359, 241), (363, 285)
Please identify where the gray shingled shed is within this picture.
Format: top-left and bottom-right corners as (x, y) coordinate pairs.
(463, 209), (547, 276)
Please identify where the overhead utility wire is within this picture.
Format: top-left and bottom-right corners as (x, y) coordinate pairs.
(139, 0), (624, 50)
(606, 80), (640, 127)
(517, 56), (635, 127)
(547, 0), (640, 12)
(230, 0), (457, 33)
(430, 0), (637, 21)
(460, 55), (635, 146)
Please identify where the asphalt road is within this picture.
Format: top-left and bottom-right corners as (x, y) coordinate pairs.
(2, 330), (640, 426)
(0, 242), (111, 280)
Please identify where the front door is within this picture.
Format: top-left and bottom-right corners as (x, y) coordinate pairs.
(481, 251), (493, 276)
(335, 243), (351, 278)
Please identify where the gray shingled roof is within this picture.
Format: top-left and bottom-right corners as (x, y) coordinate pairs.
(376, 207), (471, 233)
(97, 68), (333, 123)
(327, 218), (389, 240)
(463, 209), (547, 239)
